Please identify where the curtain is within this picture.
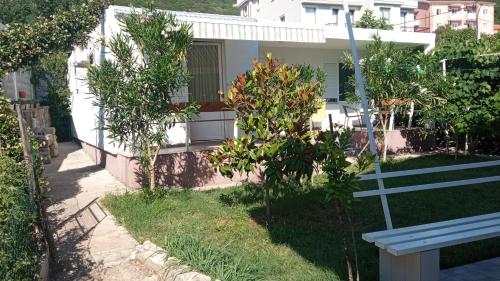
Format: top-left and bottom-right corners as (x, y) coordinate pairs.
(187, 44), (221, 103)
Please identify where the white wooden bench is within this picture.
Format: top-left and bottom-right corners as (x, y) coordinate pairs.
(354, 160), (500, 281)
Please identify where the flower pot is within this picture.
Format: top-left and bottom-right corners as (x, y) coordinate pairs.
(19, 91), (28, 99)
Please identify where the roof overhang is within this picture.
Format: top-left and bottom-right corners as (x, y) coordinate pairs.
(110, 6), (326, 43)
(108, 6), (435, 49)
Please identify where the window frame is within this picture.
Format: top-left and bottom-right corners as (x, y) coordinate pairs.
(380, 7), (391, 22)
(187, 42), (224, 108)
(332, 8), (339, 25)
(304, 6), (317, 25)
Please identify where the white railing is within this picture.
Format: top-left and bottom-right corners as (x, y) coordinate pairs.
(354, 160), (500, 228)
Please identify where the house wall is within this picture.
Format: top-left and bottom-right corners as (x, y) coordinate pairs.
(79, 140), (263, 189)
(238, 0), (303, 22)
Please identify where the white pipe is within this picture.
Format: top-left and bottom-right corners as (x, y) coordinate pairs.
(342, 0), (393, 229)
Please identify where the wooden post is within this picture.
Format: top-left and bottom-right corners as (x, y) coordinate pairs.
(329, 114), (334, 132)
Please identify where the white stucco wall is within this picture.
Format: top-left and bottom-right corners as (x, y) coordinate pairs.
(1, 69), (34, 100)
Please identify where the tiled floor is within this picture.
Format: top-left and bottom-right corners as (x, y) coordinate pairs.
(441, 257), (500, 281)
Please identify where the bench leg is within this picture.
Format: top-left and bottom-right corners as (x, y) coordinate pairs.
(379, 249), (440, 281)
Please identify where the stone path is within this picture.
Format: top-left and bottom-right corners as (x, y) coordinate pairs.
(45, 142), (156, 281)
(441, 257), (500, 281)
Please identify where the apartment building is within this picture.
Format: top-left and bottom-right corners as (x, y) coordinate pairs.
(236, 0), (419, 32)
(415, 1), (495, 33)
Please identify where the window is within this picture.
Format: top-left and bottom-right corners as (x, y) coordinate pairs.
(436, 8), (442, 15)
(483, 23), (488, 29)
(466, 6), (474, 14)
(304, 7), (317, 25)
(323, 63), (338, 103)
(331, 9), (339, 26)
(339, 63), (354, 102)
(187, 44), (222, 103)
(380, 8), (391, 22)
(349, 9), (355, 21)
(241, 5), (248, 17)
(482, 9), (488, 15)
(400, 11), (408, 31)
(450, 21), (459, 29)
(451, 7), (459, 15)
(279, 15), (285, 22)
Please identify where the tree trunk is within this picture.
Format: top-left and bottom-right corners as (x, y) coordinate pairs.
(464, 133), (469, 153)
(380, 114), (389, 162)
(147, 145), (161, 190)
(334, 199), (354, 281)
(264, 182), (271, 223)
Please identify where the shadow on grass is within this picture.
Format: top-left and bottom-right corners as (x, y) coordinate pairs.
(222, 154), (500, 281)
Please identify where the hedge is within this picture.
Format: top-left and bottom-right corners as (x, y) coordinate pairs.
(0, 155), (40, 281)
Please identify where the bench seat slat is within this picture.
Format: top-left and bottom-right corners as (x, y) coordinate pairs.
(386, 225), (500, 256)
(374, 218), (500, 249)
(363, 212), (500, 242)
(359, 160), (500, 181)
(354, 176), (500, 198)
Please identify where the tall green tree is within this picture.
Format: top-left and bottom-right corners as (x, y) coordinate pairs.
(88, 8), (199, 190)
(0, 0), (109, 76)
(354, 10), (393, 30)
(210, 54), (325, 220)
(0, 0), (78, 24)
(428, 27), (500, 153)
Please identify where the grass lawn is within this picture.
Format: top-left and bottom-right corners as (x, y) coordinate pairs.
(103, 154), (500, 281)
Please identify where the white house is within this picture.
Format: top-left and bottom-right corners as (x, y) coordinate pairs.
(68, 4), (435, 188)
(237, 0), (419, 32)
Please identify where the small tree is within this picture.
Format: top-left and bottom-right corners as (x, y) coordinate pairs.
(316, 125), (363, 281)
(342, 35), (433, 161)
(210, 54), (324, 221)
(88, 8), (199, 190)
(354, 10), (393, 30)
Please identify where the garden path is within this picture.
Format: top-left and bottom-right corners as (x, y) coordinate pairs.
(45, 142), (156, 281)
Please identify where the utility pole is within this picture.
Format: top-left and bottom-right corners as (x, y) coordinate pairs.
(476, 1), (481, 41)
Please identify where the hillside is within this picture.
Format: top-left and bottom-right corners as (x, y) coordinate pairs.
(114, 0), (239, 15)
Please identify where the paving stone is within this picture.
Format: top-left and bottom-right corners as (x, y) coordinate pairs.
(46, 142), (154, 281)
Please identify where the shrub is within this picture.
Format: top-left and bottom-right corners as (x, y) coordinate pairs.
(0, 155), (40, 281)
(210, 54), (325, 220)
(0, 93), (23, 161)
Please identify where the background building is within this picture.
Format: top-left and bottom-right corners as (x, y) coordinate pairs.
(415, 1), (495, 33)
(236, 0), (419, 32)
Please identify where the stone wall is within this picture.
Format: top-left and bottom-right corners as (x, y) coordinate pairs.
(352, 128), (437, 155)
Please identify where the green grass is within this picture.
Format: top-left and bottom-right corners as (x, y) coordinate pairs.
(103, 154), (500, 281)
(114, 0), (239, 15)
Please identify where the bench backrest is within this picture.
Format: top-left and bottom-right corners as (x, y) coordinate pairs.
(354, 160), (500, 230)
